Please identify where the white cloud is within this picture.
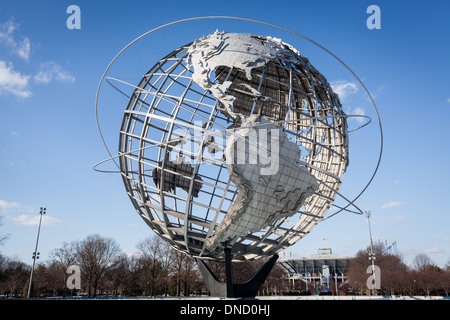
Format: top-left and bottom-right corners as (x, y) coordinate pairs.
(420, 247), (443, 255)
(0, 200), (34, 216)
(352, 107), (366, 123)
(0, 20), (16, 46)
(447, 98), (450, 104)
(0, 19), (30, 61)
(371, 85), (386, 99)
(0, 60), (32, 98)
(34, 61), (75, 84)
(343, 106), (366, 125)
(10, 214), (63, 227)
(0, 200), (63, 226)
(0, 18), (75, 99)
(0, 200), (22, 213)
(16, 37), (31, 61)
(331, 80), (359, 100)
(381, 201), (405, 209)
(378, 215), (406, 224)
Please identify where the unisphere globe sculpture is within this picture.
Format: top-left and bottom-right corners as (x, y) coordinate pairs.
(114, 31), (350, 262)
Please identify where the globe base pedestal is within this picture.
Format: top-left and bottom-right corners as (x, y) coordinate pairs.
(196, 251), (279, 298)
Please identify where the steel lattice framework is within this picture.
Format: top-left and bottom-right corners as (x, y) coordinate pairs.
(117, 35), (350, 261)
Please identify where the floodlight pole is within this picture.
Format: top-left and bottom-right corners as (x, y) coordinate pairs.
(27, 207), (46, 299)
(365, 210), (376, 295)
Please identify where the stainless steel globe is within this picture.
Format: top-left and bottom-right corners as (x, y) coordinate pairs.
(116, 31), (350, 261)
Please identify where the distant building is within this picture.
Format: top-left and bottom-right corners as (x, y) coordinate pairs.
(278, 248), (353, 293)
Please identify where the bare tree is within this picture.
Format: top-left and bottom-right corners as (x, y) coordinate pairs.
(348, 241), (408, 295)
(41, 261), (66, 297)
(261, 262), (287, 295)
(136, 236), (166, 296)
(442, 263), (450, 296)
(0, 214), (10, 247)
(1, 257), (29, 297)
(412, 253), (434, 272)
(49, 241), (78, 296)
(233, 260), (259, 284)
(412, 254), (441, 296)
(181, 254), (197, 296)
(103, 254), (129, 296)
(76, 234), (122, 297)
(171, 249), (193, 296)
(50, 241), (78, 267)
(156, 239), (175, 296)
(347, 252), (370, 294)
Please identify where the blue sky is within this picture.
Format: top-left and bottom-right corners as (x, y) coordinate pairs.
(0, 0), (449, 268)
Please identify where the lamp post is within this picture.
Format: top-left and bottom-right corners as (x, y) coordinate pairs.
(414, 279), (418, 296)
(27, 207), (46, 298)
(365, 210), (376, 295)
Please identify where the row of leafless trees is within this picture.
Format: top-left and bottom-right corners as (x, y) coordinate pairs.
(345, 242), (450, 296)
(0, 228), (449, 297)
(0, 233), (287, 298)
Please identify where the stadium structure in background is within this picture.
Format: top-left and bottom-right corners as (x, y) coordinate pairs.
(95, 17), (382, 297)
(279, 248), (352, 294)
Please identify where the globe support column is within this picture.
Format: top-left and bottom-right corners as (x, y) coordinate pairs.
(196, 251), (279, 298)
(224, 247), (234, 298)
